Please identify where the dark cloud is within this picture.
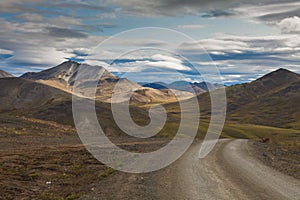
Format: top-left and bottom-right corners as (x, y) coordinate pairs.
(106, 0), (300, 26)
(107, 0), (239, 16)
(50, 3), (111, 11)
(73, 25), (103, 33)
(45, 27), (88, 38)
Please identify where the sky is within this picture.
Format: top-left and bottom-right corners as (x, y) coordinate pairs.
(0, 0), (300, 85)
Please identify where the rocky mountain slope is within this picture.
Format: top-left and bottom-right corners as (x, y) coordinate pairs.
(0, 69), (13, 78)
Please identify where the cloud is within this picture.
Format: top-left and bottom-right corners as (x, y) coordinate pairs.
(6, 47), (74, 67)
(105, 0), (239, 16)
(278, 16), (300, 33)
(177, 24), (205, 29)
(105, 0), (299, 22)
(0, 14), (109, 74)
(143, 60), (190, 71)
(0, 0), (41, 13)
(103, 0), (300, 34)
(0, 0), (300, 83)
(108, 53), (191, 73)
(16, 13), (44, 22)
(45, 27), (88, 38)
(48, 16), (82, 26)
(234, 1), (300, 23)
(176, 33), (300, 83)
(0, 48), (14, 55)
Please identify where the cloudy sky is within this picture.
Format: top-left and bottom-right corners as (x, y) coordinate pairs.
(0, 0), (300, 84)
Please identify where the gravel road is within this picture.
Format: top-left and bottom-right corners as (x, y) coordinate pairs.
(80, 139), (300, 200)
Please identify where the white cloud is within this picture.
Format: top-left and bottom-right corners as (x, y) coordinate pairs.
(177, 24), (206, 29)
(1, 0), (300, 82)
(48, 16), (82, 26)
(151, 54), (183, 64)
(180, 38), (260, 53)
(6, 46), (75, 67)
(106, 53), (192, 73)
(109, 59), (191, 73)
(17, 13), (44, 22)
(0, 48), (13, 55)
(234, 2), (300, 19)
(278, 16), (300, 33)
(146, 60), (190, 71)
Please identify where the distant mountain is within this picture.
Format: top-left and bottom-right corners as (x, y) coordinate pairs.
(141, 82), (169, 90)
(0, 69), (13, 78)
(169, 81), (206, 94)
(141, 80), (222, 94)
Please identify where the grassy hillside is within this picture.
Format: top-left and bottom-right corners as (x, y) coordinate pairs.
(226, 69), (300, 129)
(0, 78), (70, 112)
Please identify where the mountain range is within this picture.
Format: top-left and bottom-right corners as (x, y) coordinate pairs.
(1, 62), (299, 130)
(20, 61), (192, 104)
(140, 81), (222, 94)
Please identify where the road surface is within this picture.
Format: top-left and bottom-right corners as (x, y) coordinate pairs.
(80, 139), (300, 200)
(174, 139), (300, 199)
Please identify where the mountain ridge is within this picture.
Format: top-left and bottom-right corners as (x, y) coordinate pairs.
(225, 68), (300, 129)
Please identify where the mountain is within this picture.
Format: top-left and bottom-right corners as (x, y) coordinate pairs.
(169, 81), (206, 94)
(0, 77), (174, 132)
(226, 68), (300, 110)
(20, 61), (192, 104)
(0, 69), (13, 78)
(21, 61), (114, 92)
(224, 68), (300, 129)
(193, 82), (222, 91)
(141, 80), (222, 94)
(0, 77), (116, 127)
(20, 61), (142, 101)
(141, 82), (169, 90)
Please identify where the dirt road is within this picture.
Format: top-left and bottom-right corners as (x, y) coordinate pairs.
(80, 139), (300, 200)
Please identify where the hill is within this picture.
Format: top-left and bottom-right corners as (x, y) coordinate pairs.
(0, 78), (70, 112)
(224, 68), (300, 129)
